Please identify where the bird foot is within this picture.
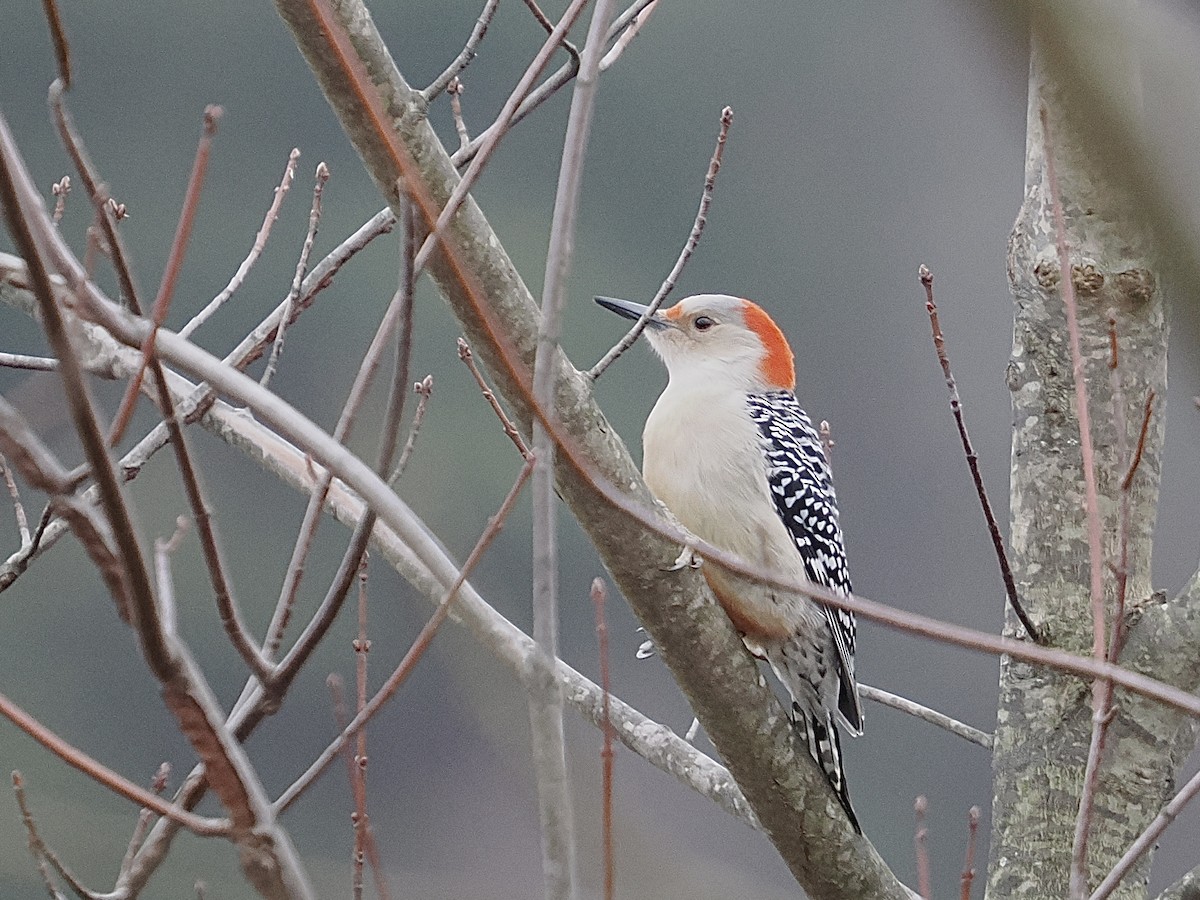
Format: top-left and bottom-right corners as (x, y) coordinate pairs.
(665, 542), (702, 571)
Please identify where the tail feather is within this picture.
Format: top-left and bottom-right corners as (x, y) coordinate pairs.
(793, 702), (861, 834)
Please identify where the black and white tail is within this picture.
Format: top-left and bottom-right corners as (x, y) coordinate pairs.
(794, 701), (861, 834)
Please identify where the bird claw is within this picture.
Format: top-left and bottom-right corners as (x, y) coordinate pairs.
(665, 543), (702, 571)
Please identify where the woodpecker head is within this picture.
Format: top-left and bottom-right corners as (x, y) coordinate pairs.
(595, 293), (795, 392)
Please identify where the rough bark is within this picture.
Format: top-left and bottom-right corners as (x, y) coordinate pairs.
(987, 36), (1200, 899)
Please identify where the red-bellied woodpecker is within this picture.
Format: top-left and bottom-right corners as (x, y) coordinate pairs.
(596, 293), (864, 833)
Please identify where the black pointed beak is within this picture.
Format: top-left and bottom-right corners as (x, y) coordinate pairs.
(594, 296), (668, 330)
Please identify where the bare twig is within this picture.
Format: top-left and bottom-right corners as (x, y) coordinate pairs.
(0, 206), (392, 591)
(448, 78), (472, 154)
(458, 338), (532, 458)
(0, 453), (32, 546)
(328, 673), (391, 900)
(39, 0), (71, 87)
(1042, 106), (1109, 900)
(388, 374), (434, 484)
(452, 0), (659, 167)
(859, 683), (993, 749)
(14, 771), (95, 900)
(422, 0), (501, 101)
(528, 6), (618, 896)
(274, 455), (537, 814)
(181, 148), (301, 339)
(50, 80), (143, 315)
(588, 105), (733, 379)
(592, 577), (616, 900)
(921, 264), (1040, 643)
(50, 175), (70, 225)
(0, 351), (59, 372)
(413, 0), (593, 279)
(1, 698), (228, 835)
(153, 516), (189, 638)
(914, 796), (931, 900)
(961, 806), (980, 900)
(598, 0), (657, 70)
(108, 105), (222, 448)
(262, 161), (329, 389)
(117, 762), (172, 881)
(267, 199), (416, 683)
(1088, 765), (1200, 900)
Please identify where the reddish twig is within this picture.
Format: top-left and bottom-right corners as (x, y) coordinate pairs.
(914, 795), (931, 900)
(181, 147), (301, 339)
(592, 577), (616, 900)
(262, 161), (329, 389)
(352, 556), (370, 900)
(458, 338), (532, 459)
(0, 696), (227, 835)
(274, 453), (536, 814)
(108, 105), (222, 447)
(961, 806), (980, 900)
(589, 105), (733, 379)
(1042, 106), (1110, 899)
(921, 264), (1040, 643)
(1088, 764), (1200, 900)
(13, 771), (99, 899)
(38, 0), (71, 87)
(327, 672), (392, 900)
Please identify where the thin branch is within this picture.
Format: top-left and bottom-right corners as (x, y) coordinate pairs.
(598, 0), (657, 70)
(388, 374), (434, 484)
(267, 199), (416, 680)
(452, 0), (659, 167)
(592, 577), (616, 900)
(914, 796), (931, 900)
(920, 264), (1040, 642)
(0, 351), (59, 372)
(14, 771), (95, 900)
(448, 78), (471, 154)
(108, 105), (222, 448)
(412, 0), (593, 279)
(116, 762), (171, 883)
(588, 105), (733, 380)
(39, 0), (71, 87)
(422, 0), (501, 101)
(458, 338), (532, 458)
(961, 806), (980, 900)
(529, 6), (618, 896)
(0, 206), (391, 591)
(0, 453), (32, 546)
(274, 455), (537, 815)
(49, 81), (142, 315)
(0, 697), (228, 835)
(1088, 764), (1200, 900)
(180, 147), (301, 339)
(261, 161), (329, 389)
(859, 683), (992, 749)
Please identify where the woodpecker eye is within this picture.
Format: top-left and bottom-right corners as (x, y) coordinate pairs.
(694, 316), (715, 331)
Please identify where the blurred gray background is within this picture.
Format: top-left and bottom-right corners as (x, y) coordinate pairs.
(2, 2), (1199, 897)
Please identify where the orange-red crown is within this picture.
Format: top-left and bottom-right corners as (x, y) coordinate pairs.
(740, 300), (795, 391)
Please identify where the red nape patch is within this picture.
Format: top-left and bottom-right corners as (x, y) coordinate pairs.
(741, 300), (795, 390)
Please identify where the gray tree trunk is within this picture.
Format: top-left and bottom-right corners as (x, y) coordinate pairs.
(987, 36), (1198, 899)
